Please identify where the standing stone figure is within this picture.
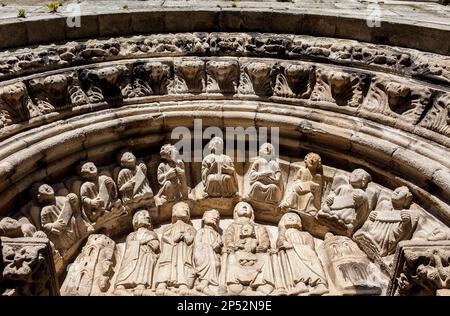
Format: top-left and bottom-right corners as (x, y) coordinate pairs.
(247, 143), (283, 204)
(223, 202), (275, 295)
(156, 201), (196, 295)
(115, 210), (160, 295)
(353, 186), (419, 258)
(79, 161), (123, 223)
(280, 153), (323, 215)
(193, 209), (222, 295)
(38, 184), (93, 255)
(277, 212), (328, 295)
(201, 137), (238, 198)
(117, 151), (154, 210)
(155, 144), (189, 205)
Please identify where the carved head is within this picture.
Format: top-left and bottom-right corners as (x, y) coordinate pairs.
(120, 151), (137, 169)
(202, 209), (220, 229)
(0, 82), (27, 103)
(349, 168), (371, 190)
(240, 223), (255, 238)
(43, 75), (68, 93)
(208, 137), (224, 154)
(391, 186), (413, 210)
(160, 144), (178, 161)
(132, 209), (153, 230)
(80, 162), (98, 180)
(279, 212), (302, 230)
(329, 72), (351, 94)
(304, 152), (322, 171)
(386, 82), (410, 104)
(259, 143), (275, 160)
(172, 201), (191, 223)
(36, 184), (55, 204)
(285, 64), (311, 79)
(144, 62), (170, 81)
(178, 60), (204, 78)
(208, 61), (235, 81)
(2, 245), (44, 282)
(233, 202), (255, 222)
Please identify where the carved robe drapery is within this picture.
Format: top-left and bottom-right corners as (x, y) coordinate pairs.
(156, 160), (188, 204)
(202, 153), (238, 198)
(117, 164), (153, 206)
(156, 220), (196, 287)
(193, 226), (221, 286)
(80, 176), (120, 222)
(115, 228), (159, 289)
(278, 229), (327, 288)
(248, 157), (283, 204)
(285, 167), (323, 214)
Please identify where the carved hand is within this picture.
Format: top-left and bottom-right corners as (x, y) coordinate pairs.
(67, 193), (78, 205)
(369, 211), (378, 221)
(139, 163), (147, 173)
(400, 210), (411, 223)
(326, 195), (335, 206)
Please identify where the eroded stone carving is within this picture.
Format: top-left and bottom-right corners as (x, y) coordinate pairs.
(239, 62), (274, 96)
(0, 82), (34, 128)
(274, 63), (315, 99)
(28, 74), (70, 113)
(0, 216), (45, 239)
(123, 62), (171, 98)
(173, 59), (205, 94)
(206, 60), (239, 94)
(419, 93), (450, 136)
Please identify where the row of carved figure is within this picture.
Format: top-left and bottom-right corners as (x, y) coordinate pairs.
(61, 202), (382, 296)
(0, 58), (448, 135)
(0, 32), (448, 85)
(1, 136), (440, 273)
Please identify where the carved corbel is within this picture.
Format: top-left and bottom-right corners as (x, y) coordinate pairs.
(419, 92), (450, 136)
(273, 63), (316, 99)
(238, 61), (276, 96)
(206, 60), (239, 94)
(172, 59), (206, 94)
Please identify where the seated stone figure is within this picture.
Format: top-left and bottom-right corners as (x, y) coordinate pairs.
(155, 201), (196, 295)
(117, 151), (154, 210)
(115, 210), (160, 295)
(317, 169), (375, 236)
(223, 202), (275, 295)
(280, 152), (323, 215)
(193, 209), (222, 296)
(79, 161), (123, 224)
(202, 137), (238, 198)
(277, 212), (328, 295)
(353, 186), (419, 259)
(247, 143), (283, 204)
(38, 184), (93, 255)
(0, 216), (45, 238)
(155, 144), (189, 206)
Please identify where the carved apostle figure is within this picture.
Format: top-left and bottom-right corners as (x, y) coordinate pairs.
(223, 202), (275, 295)
(247, 143), (283, 204)
(201, 137), (238, 198)
(117, 151), (153, 210)
(280, 153), (323, 215)
(354, 186), (419, 258)
(115, 210), (160, 294)
(317, 169), (372, 235)
(155, 144), (189, 205)
(38, 184), (93, 255)
(277, 213), (328, 295)
(193, 209), (222, 295)
(79, 161), (123, 223)
(156, 201), (196, 295)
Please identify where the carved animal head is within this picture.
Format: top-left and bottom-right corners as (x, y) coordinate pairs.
(386, 82), (410, 105)
(208, 61), (236, 81)
(177, 60), (204, 79)
(144, 62), (170, 81)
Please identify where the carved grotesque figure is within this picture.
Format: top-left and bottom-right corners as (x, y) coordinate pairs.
(156, 202), (196, 295)
(193, 209), (222, 295)
(28, 74), (69, 112)
(173, 60), (205, 93)
(354, 186), (419, 258)
(38, 183), (93, 255)
(317, 169), (373, 236)
(79, 161), (123, 224)
(280, 153), (323, 215)
(240, 62), (274, 96)
(247, 143), (283, 204)
(201, 137), (238, 198)
(274, 63), (315, 99)
(117, 151), (153, 210)
(155, 144), (189, 206)
(223, 202), (275, 295)
(79, 65), (128, 103)
(277, 213), (328, 295)
(115, 210), (160, 295)
(206, 60), (239, 94)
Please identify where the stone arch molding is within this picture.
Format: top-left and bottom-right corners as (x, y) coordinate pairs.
(0, 32), (449, 297)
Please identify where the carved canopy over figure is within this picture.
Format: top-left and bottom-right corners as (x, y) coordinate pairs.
(117, 151), (153, 210)
(354, 186), (419, 258)
(277, 213), (328, 295)
(223, 202), (275, 295)
(202, 137), (238, 198)
(115, 210), (159, 295)
(247, 143), (283, 204)
(156, 201), (196, 295)
(155, 144), (189, 206)
(79, 161), (123, 223)
(280, 153), (323, 215)
(193, 209), (222, 296)
(38, 184), (93, 255)
(317, 169), (375, 236)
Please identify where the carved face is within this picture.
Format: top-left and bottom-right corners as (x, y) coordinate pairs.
(391, 186), (413, 210)
(2, 245), (42, 282)
(208, 137), (224, 154)
(120, 151), (137, 169)
(240, 223), (255, 238)
(172, 201), (190, 223)
(160, 144), (176, 161)
(37, 184), (55, 203)
(349, 169), (370, 189)
(246, 62), (271, 79)
(329, 72), (351, 94)
(0, 82), (27, 103)
(146, 62), (169, 80)
(43, 75), (68, 93)
(133, 209), (152, 230)
(203, 209), (220, 228)
(80, 162), (98, 180)
(304, 152), (321, 171)
(234, 202), (254, 220)
(179, 60), (203, 78)
(259, 143), (275, 159)
(210, 61), (234, 80)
